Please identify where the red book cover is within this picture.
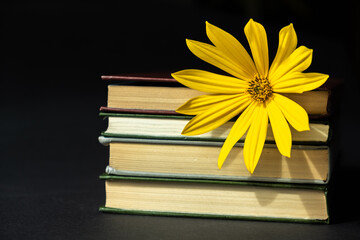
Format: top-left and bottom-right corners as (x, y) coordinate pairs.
(101, 72), (176, 83)
(99, 106), (179, 115)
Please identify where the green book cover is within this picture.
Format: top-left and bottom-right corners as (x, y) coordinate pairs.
(99, 136), (332, 185)
(100, 112), (331, 146)
(99, 174), (330, 224)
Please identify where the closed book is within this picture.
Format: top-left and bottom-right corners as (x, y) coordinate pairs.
(99, 174), (329, 224)
(99, 137), (331, 184)
(102, 73), (337, 119)
(100, 112), (330, 145)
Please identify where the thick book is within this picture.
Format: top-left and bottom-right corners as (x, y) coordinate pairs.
(102, 73), (336, 119)
(99, 174), (329, 224)
(100, 112), (330, 145)
(99, 137), (331, 184)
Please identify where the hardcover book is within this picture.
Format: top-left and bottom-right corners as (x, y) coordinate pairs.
(102, 73), (336, 119)
(99, 137), (331, 184)
(100, 112), (330, 145)
(100, 174), (329, 224)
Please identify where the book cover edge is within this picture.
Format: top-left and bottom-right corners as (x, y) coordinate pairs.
(99, 106), (330, 120)
(99, 173), (328, 190)
(98, 206), (329, 224)
(104, 166), (328, 185)
(98, 135), (329, 149)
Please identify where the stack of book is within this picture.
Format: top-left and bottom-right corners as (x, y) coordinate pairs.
(98, 73), (337, 223)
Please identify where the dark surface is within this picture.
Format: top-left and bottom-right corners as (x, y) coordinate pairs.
(1, 1), (360, 239)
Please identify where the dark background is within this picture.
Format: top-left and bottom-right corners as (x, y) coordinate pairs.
(1, 1), (360, 239)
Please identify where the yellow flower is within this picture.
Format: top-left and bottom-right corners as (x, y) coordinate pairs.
(172, 19), (329, 174)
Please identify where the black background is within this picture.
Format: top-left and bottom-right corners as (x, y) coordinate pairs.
(1, 1), (360, 239)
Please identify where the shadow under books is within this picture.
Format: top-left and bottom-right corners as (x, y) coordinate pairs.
(224, 148), (325, 218)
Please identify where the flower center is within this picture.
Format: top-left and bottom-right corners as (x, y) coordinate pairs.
(247, 75), (272, 102)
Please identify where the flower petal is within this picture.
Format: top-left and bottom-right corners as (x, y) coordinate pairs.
(186, 39), (249, 80)
(270, 46), (313, 85)
(218, 101), (257, 169)
(266, 100), (292, 158)
(272, 72), (329, 93)
(272, 93), (310, 132)
(243, 103), (268, 174)
(269, 23), (297, 78)
(244, 19), (269, 77)
(182, 94), (251, 136)
(206, 21), (256, 79)
(172, 69), (248, 94)
(176, 94), (245, 115)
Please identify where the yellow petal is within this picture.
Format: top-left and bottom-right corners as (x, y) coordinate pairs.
(244, 19), (269, 77)
(243, 103), (268, 174)
(186, 39), (249, 80)
(218, 101), (257, 169)
(266, 100), (292, 158)
(272, 93), (310, 132)
(172, 69), (248, 94)
(272, 72), (329, 93)
(176, 94), (243, 115)
(206, 21), (256, 79)
(269, 23), (297, 78)
(182, 95), (251, 136)
(270, 46), (313, 85)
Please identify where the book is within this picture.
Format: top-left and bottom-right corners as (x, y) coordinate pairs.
(102, 73), (335, 119)
(100, 112), (330, 145)
(99, 174), (329, 224)
(99, 137), (330, 184)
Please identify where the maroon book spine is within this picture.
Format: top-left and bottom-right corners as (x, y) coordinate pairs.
(101, 72), (177, 83)
(101, 73), (336, 90)
(99, 106), (180, 115)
